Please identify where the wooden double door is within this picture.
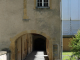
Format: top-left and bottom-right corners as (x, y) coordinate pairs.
(16, 35), (28, 60)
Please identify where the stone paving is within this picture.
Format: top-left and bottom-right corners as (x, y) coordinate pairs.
(24, 51), (49, 60)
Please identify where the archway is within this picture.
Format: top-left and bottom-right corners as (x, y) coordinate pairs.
(10, 30), (52, 60)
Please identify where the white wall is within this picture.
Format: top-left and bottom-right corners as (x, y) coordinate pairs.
(0, 54), (7, 60)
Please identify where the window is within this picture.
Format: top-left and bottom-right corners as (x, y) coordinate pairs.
(37, 0), (49, 8)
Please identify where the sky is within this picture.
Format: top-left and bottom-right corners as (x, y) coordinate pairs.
(62, 0), (80, 20)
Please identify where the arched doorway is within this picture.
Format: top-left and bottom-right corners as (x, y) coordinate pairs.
(15, 33), (48, 60)
(10, 31), (51, 60)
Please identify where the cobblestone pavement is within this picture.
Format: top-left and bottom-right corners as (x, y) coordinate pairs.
(24, 51), (49, 60)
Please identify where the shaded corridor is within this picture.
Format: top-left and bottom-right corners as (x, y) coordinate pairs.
(33, 38), (46, 51)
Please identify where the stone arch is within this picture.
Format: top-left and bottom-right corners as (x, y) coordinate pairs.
(10, 30), (51, 60)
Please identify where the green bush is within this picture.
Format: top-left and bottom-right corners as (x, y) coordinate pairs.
(69, 30), (80, 60)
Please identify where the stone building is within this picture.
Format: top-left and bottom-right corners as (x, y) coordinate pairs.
(0, 0), (62, 60)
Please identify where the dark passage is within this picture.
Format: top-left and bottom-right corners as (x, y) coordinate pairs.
(25, 34), (49, 60)
(33, 38), (46, 51)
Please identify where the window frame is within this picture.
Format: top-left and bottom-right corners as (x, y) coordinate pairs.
(36, 0), (49, 8)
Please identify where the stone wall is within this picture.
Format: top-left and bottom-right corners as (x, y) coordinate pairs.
(0, 0), (61, 60)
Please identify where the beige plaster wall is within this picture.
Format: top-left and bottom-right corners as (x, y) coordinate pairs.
(63, 38), (72, 51)
(0, 0), (62, 60)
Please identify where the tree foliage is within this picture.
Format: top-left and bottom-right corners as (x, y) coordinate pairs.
(69, 30), (80, 59)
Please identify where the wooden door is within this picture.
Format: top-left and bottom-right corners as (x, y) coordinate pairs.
(16, 37), (22, 60)
(22, 34), (27, 60)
